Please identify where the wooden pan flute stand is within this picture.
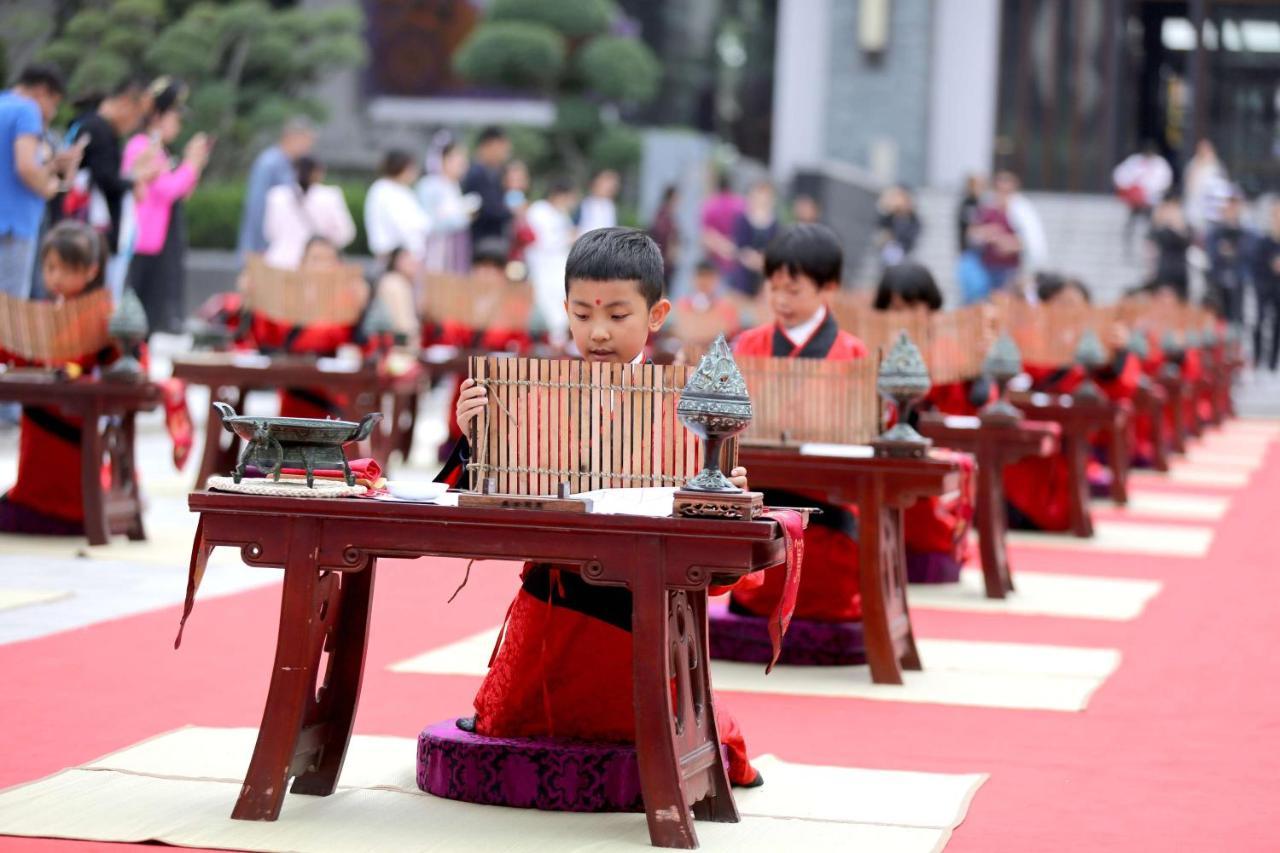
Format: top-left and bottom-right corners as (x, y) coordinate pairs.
(1007, 391), (1131, 537)
(916, 414), (1060, 598)
(736, 445), (961, 685)
(184, 491), (787, 850)
(172, 354), (423, 488)
(0, 375), (161, 545)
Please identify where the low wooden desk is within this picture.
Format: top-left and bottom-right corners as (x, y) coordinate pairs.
(736, 445), (960, 685)
(1132, 379), (1170, 472)
(172, 354), (421, 489)
(1008, 392), (1131, 537)
(917, 414), (1060, 599)
(185, 491), (787, 850)
(1155, 370), (1189, 454)
(0, 374), (161, 545)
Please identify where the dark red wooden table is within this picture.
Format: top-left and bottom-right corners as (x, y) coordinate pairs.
(736, 445), (960, 685)
(0, 373), (161, 545)
(917, 413), (1060, 598)
(1133, 379), (1171, 472)
(172, 354), (421, 489)
(184, 490), (787, 849)
(1008, 391), (1131, 537)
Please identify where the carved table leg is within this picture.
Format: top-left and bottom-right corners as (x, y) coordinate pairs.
(1109, 410), (1130, 507)
(292, 559), (377, 797)
(1147, 392), (1171, 472)
(396, 391), (419, 461)
(233, 517), (326, 821)
(119, 411), (146, 540)
(686, 589), (738, 826)
(857, 482), (918, 684)
(976, 453), (1013, 598)
(629, 559), (700, 849)
(1063, 431), (1094, 538)
(79, 402), (109, 546)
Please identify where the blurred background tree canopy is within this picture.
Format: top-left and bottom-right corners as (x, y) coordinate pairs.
(453, 0), (660, 182)
(2, 0), (365, 177)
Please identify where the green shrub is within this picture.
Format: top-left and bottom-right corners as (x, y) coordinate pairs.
(185, 179), (371, 256)
(452, 21), (565, 91)
(487, 0), (615, 39)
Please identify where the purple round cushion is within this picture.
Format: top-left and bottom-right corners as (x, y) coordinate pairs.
(708, 601), (865, 666)
(906, 550), (963, 584)
(418, 720), (648, 812)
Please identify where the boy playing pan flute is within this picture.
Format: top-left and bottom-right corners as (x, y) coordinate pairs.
(443, 227), (764, 787)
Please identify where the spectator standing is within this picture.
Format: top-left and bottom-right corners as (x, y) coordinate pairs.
(0, 65), (76, 299)
(62, 78), (153, 298)
(375, 247), (423, 350)
(364, 150), (431, 264)
(1206, 192), (1252, 325)
(700, 173), (744, 277)
(123, 79), (210, 335)
(727, 180), (778, 297)
(1184, 139), (1230, 239)
(416, 141), (479, 274)
(876, 184), (922, 266)
(525, 180), (578, 345)
(461, 126), (511, 245)
(956, 174), (990, 304)
(262, 157), (355, 270)
(1005, 172), (1049, 273)
(1113, 141), (1173, 255)
(970, 171), (1023, 292)
(236, 116), (316, 259)
(502, 159), (535, 262)
(1252, 202), (1280, 373)
(791, 193), (822, 225)
(578, 168), (619, 234)
(647, 184), (680, 288)
(956, 174), (985, 252)
(1146, 197), (1192, 299)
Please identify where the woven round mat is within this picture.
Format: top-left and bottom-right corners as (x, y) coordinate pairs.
(206, 475), (367, 498)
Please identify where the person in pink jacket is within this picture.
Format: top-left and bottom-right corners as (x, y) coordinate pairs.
(122, 78), (210, 335)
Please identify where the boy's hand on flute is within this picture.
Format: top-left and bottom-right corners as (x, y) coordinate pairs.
(456, 378), (487, 434)
(729, 466), (749, 491)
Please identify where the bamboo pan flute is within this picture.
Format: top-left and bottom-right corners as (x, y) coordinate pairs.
(0, 289), (111, 363)
(736, 355), (879, 446)
(828, 296), (989, 384)
(1116, 294), (1217, 343)
(420, 272), (534, 330)
(243, 255), (368, 326)
(466, 356), (705, 495)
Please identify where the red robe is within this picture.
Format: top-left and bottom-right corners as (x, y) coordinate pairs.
(729, 312), (869, 622)
(448, 355), (761, 786)
(902, 381), (983, 565)
(1003, 355), (1141, 531)
(247, 314), (357, 419)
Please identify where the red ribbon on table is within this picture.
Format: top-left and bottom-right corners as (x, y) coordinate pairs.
(761, 508), (806, 673)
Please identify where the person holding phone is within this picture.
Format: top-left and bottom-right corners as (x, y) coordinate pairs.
(122, 77), (211, 335)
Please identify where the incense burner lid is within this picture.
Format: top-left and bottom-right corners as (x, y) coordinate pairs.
(1127, 329), (1150, 360)
(1074, 328), (1107, 369)
(983, 333), (1023, 381)
(877, 332), (931, 401)
(676, 334), (752, 424)
(109, 288), (149, 340)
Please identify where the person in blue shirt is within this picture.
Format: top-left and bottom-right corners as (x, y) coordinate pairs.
(0, 64), (78, 299)
(235, 116), (316, 259)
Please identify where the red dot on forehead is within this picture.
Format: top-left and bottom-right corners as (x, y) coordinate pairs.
(595, 298), (602, 305)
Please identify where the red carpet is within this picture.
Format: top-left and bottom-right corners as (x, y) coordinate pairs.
(1, 432), (1277, 851)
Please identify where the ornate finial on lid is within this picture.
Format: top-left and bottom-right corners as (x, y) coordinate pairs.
(1201, 322), (1218, 346)
(103, 288), (148, 382)
(360, 296), (395, 339)
(874, 332), (932, 456)
(980, 333), (1025, 423)
(983, 333), (1023, 383)
(1161, 330), (1184, 355)
(1127, 328), (1149, 361)
(1184, 328), (1202, 349)
(1074, 328), (1107, 369)
(680, 334), (751, 402)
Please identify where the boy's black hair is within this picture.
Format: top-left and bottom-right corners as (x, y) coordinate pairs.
(476, 125), (506, 146)
(763, 223), (843, 287)
(546, 178), (575, 198)
(564, 227), (665, 307)
(1036, 272), (1091, 304)
(472, 237), (510, 268)
(873, 261), (942, 311)
(41, 221), (105, 292)
(17, 64), (65, 96)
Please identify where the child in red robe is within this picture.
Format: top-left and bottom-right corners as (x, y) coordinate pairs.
(444, 227), (764, 786)
(871, 262), (980, 581)
(730, 224), (869, 623)
(1004, 275), (1142, 530)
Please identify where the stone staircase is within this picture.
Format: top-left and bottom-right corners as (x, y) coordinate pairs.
(865, 188), (1154, 306)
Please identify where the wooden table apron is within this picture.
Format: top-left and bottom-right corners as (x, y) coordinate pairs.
(1133, 380), (1171, 472)
(917, 416), (1060, 599)
(1008, 392), (1132, 537)
(735, 447), (961, 686)
(0, 376), (161, 545)
(185, 491), (787, 850)
(171, 357), (422, 489)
